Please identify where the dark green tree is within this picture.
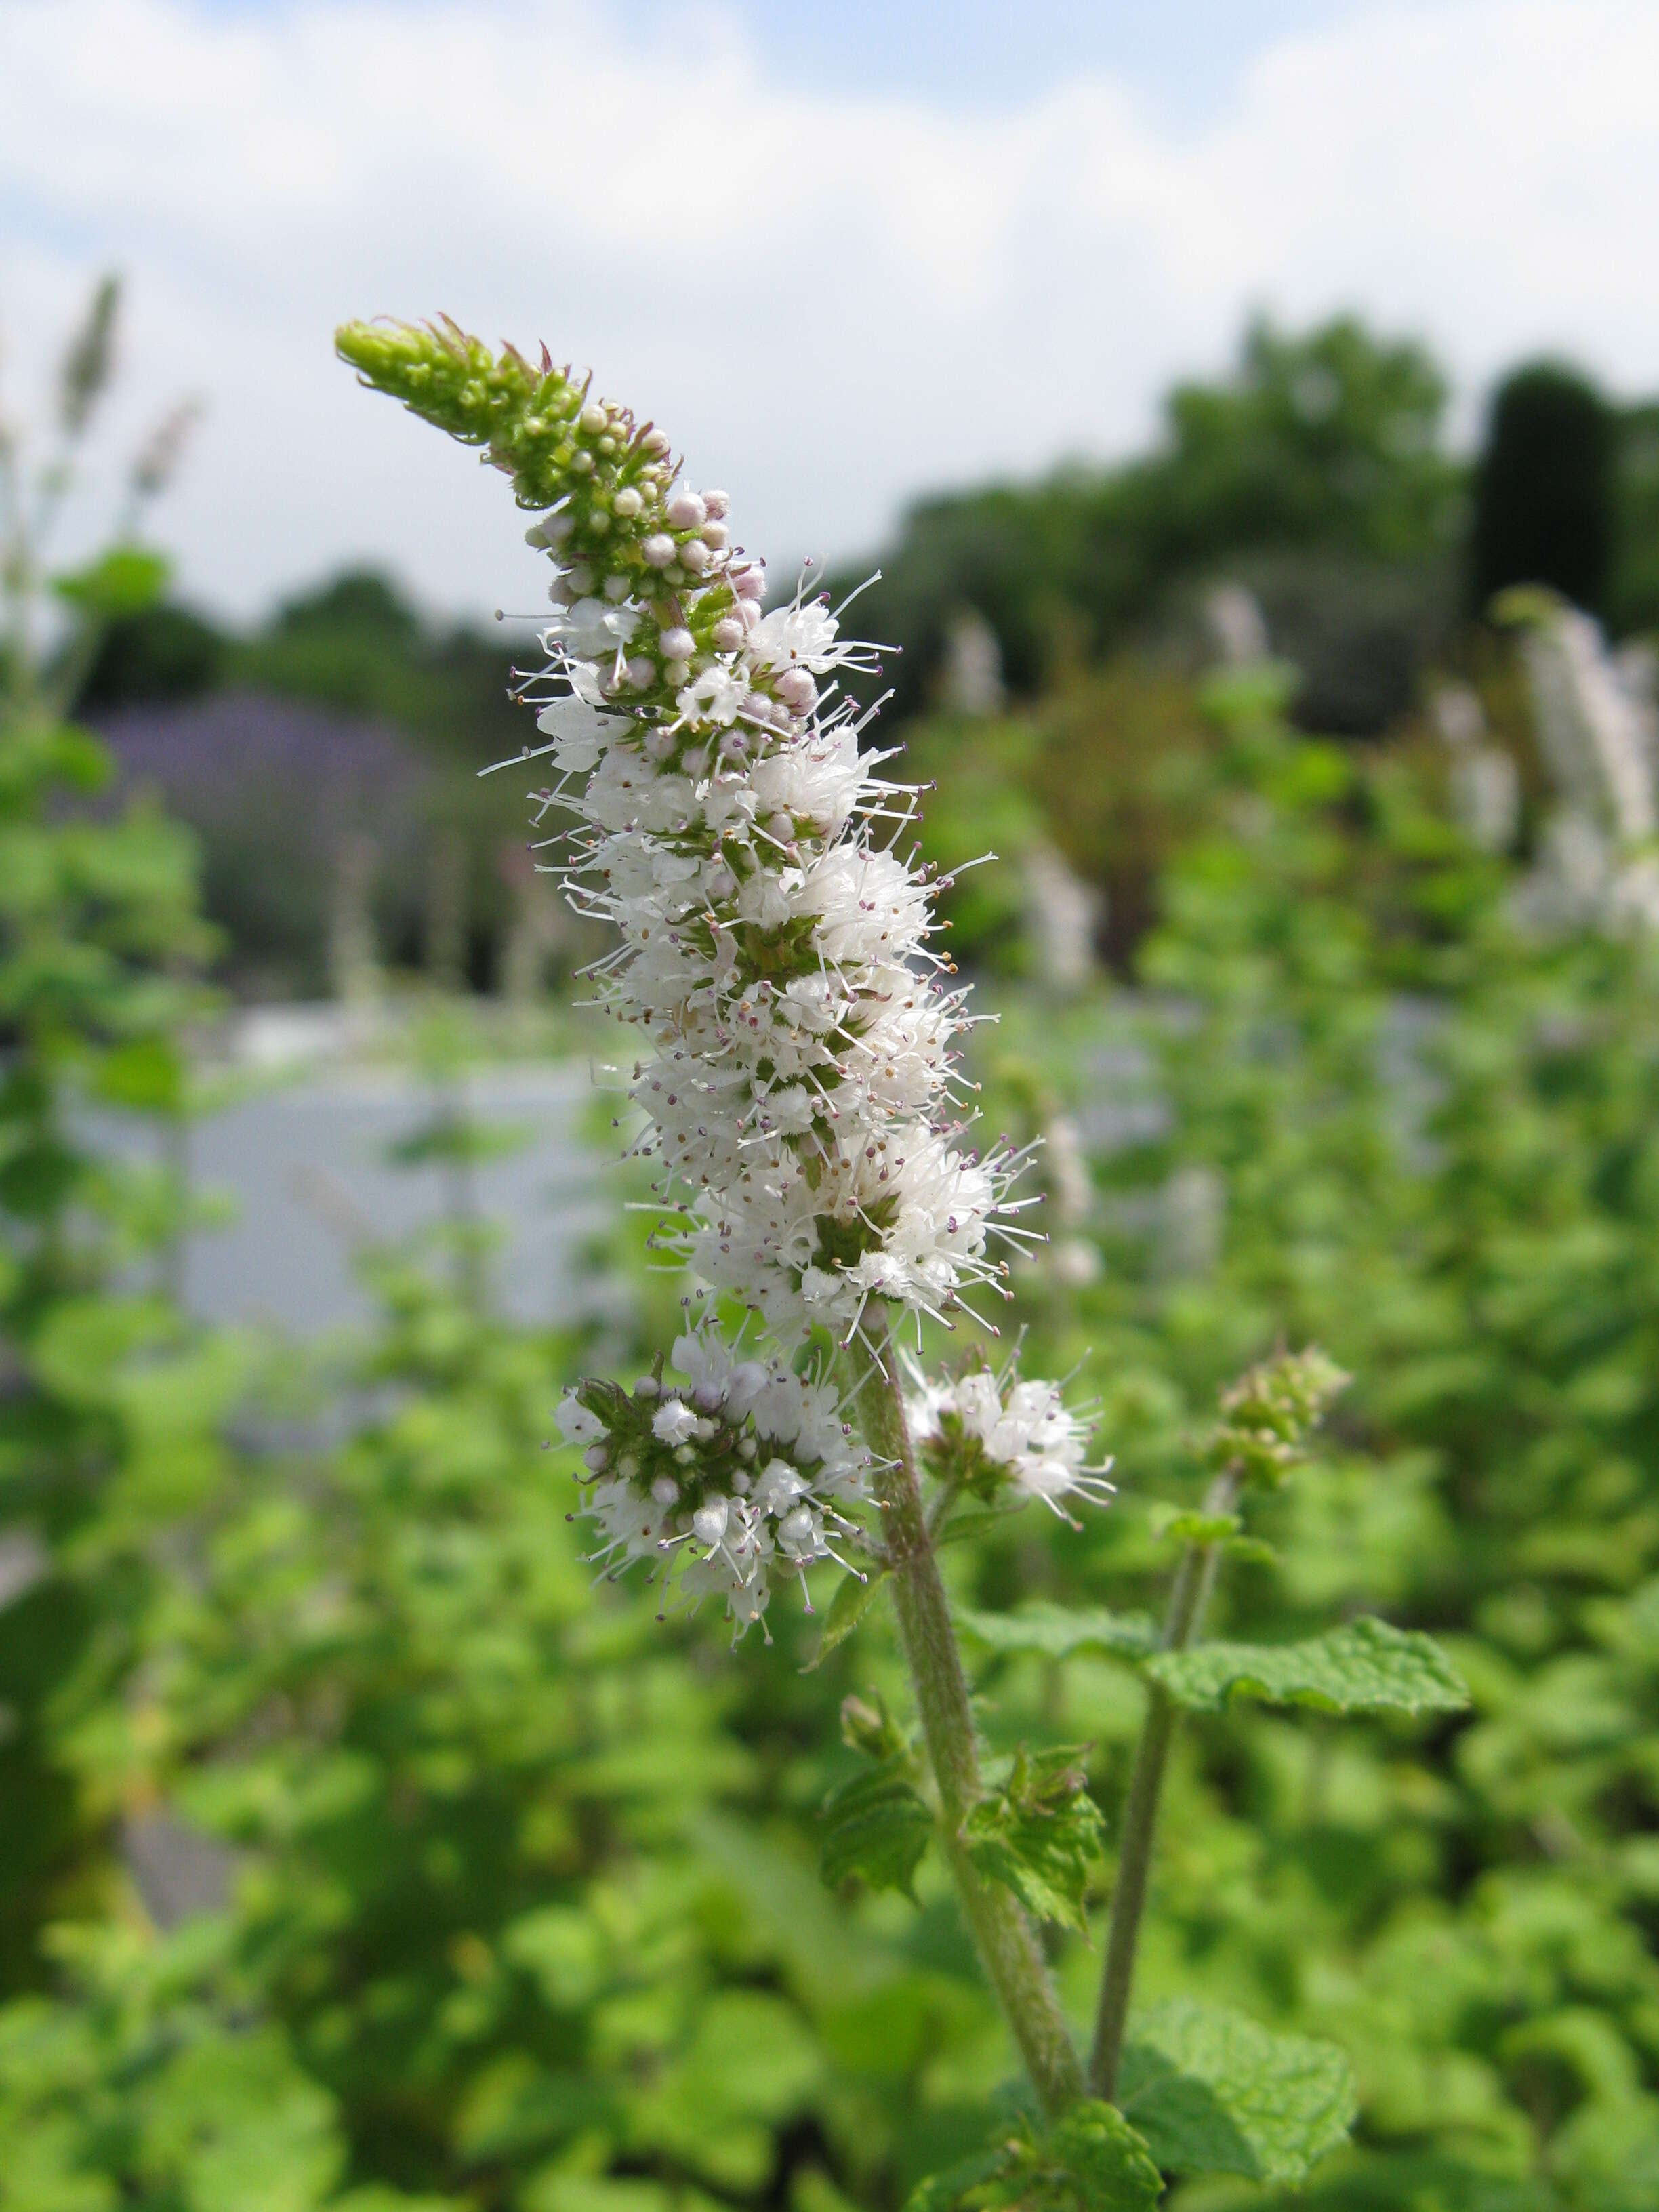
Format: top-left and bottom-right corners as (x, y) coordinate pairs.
(1470, 361), (1616, 617)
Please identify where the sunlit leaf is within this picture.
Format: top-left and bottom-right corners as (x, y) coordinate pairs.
(1119, 1997), (1355, 2186)
(802, 1567), (886, 1671)
(52, 546), (169, 619)
(1145, 1616), (1469, 1717)
(956, 1603), (1157, 1662)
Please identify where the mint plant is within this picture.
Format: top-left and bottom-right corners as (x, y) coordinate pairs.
(0, 276), (227, 1989)
(337, 317), (1471, 2201)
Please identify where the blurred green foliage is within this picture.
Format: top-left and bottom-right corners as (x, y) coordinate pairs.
(11, 283), (1659, 2209)
(8, 631), (1659, 2207)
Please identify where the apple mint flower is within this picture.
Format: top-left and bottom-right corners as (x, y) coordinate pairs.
(336, 315), (1025, 1352)
(903, 1351), (1115, 1527)
(337, 316), (1111, 1635)
(556, 1332), (867, 1640)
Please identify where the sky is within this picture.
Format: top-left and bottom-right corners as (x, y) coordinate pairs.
(2, 0), (1656, 628)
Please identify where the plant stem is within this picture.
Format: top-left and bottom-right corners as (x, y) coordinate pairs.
(853, 1313), (1084, 2116)
(1088, 1470), (1240, 2100)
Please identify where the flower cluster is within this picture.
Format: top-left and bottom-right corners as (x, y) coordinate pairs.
(556, 1332), (867, 1638)
(337, 317), (1116, 1639)
(1206, 1346), (1349, 1488)
(903, 1351), (1115, 1527)
(335, 317), (1027, 1353)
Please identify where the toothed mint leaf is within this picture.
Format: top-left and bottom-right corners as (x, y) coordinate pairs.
(1119, 1997), (1355, 2186)
(1145, 1616), (1469, 1717)
(819, 1759), (933, 1900)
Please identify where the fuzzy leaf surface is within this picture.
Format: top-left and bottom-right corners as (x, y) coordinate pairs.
(1118, 1997), (1356, 2186)
(905, 2102), (1162, 2212)
(1144, 1616), (1469, 1717)
(956, 1604), (1158, 1662)
(803, 1568), (886, 1671)
(819, 1758), (933, 1900)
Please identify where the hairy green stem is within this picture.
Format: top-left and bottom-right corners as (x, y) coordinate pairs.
(853, 1313), (1084, 2116)
(1088, 1470), (1240, 2100)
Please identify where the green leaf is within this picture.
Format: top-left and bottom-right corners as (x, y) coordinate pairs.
(1145, 1616), (1470, 1717)
(934, 1505), (1024, 1549)
(956, 1603), (1158, 1662)
(1150, 1509), (1244, 1548)
(905, 2102), (1162, 2212)
(820, 1758), (933, 1900)
(52, 545), (169, 619)
(803, 1567), (886, 1671)
(1119, 1997), (1356, 2186)
(838, 1689), (907, 1761)
(964, 1744), (1105, 1931)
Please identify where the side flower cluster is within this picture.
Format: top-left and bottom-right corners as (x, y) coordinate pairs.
(903, 1351), (1115, 1526)
(556, 1332), (867, 1638)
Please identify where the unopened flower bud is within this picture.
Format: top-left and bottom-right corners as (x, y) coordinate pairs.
(642, 535), (676, 569)
(733, 567), (766, 602)
(712, 616), (745, 652)
(666, 490), (706, 529)
(678, 539), (711, 575)
(613, 486), (644, 518)
(701, 521), (729, 550)
(660, 626), (695, 661)
(580, 402), (609, 434)
(703, 489), (731, 519)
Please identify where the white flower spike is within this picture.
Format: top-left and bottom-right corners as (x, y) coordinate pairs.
(336, 319), (1113, 1638)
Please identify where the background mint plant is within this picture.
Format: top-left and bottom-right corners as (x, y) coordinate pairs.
(0, 274), (231, 1994)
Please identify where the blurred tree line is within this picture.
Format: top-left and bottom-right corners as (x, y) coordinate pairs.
(833, 317), (1659, 734)
(75, 315), (1659, 1002)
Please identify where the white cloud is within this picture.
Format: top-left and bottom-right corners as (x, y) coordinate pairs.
(1, 0), (1655, 622)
